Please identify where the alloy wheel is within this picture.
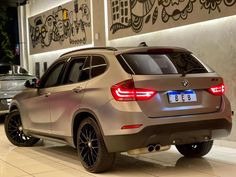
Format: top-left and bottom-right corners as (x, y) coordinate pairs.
(78, 123), (99, 168)
(6, 114), (31, 144)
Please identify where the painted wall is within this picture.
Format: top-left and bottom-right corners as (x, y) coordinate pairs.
(28, 0), (92, 54)
(107, 16), (236, 141)
(25, 0), (94, 76)
(107, 0), (236, 39)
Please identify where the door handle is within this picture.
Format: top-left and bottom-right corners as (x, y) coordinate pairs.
(45, 92), (51, 97)
(73, 87), (83, 93)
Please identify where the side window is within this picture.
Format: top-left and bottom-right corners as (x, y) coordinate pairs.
(91, 56), (107, 78)
(65, 57), (89, 83)
(92, 56), (106, 66)
(43, 62), (65, 88)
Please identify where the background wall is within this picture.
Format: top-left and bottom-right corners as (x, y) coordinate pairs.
(22, 0), (94, 76)
(107, 16), (236, 141)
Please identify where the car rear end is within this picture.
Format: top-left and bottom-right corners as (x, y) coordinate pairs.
(100, 47), (232, 152)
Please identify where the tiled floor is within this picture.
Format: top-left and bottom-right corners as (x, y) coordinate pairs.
(0, 121), (236, 177)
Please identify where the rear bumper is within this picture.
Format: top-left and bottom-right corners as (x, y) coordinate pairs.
(103, 118), (231, 152)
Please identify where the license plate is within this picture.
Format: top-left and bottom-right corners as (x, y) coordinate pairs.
(168, 90), (197, 103)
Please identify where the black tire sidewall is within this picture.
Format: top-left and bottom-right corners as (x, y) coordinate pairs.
(176, 141), (214, 157)
(77, 117), (114, 173)
(4, 110), (39, 147)
(77, 118), (101, 171)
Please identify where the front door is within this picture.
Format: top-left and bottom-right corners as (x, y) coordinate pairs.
(22, 61), (66, 134)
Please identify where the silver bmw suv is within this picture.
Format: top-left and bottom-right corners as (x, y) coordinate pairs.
(5, 46), (232, 173)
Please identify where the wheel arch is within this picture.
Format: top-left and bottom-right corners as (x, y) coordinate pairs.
(9, 103), (19, 112)
(72, 109), (103, 148)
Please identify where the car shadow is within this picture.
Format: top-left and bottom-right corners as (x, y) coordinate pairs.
(0, 115), (6, 124)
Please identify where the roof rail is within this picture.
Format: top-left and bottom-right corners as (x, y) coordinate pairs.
(60, 47), (117, 57)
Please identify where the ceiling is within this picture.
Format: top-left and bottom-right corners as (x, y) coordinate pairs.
(0, 0), (27, 7)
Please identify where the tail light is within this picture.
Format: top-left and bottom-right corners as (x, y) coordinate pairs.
(208, 83), (225, 96)
(111, 79), (156, 101)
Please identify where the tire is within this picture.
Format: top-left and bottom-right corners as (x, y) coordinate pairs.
(4, 110), (39, 147)
(176, 140), (213, 157)
(77, 117), (116, 173)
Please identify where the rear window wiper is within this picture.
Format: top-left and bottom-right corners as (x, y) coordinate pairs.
(182, 68), (206, 77)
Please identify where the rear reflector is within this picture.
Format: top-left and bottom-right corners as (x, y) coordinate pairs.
(111, 79), (156, 101)
(208, 83), (225, 96)
(121, 124), (143, 129)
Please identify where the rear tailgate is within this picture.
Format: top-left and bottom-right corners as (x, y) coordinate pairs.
(132, 73), (223, 118)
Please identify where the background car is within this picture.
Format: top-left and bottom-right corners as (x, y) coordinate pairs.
(0, 64), (35, 117)
(4, 47), (232, 173)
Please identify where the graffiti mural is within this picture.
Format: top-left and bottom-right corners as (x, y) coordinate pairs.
(108, 0), (236, 39)
(200, 0), (236, 13)
(160, 0), (196, 22)
(224, 0), (236, 6)
(110, 0), (158, 34)
(29, 0), (91, 54)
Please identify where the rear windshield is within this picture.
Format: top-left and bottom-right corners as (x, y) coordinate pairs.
(117, 53), (213, 75)
(0, 65), (30, 75)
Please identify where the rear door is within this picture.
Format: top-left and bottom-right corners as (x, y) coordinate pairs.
(50, 56), (90, 136)
(121, 52), (223, 118)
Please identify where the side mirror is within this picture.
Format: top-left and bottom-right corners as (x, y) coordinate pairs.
(24, 78), (38, 88)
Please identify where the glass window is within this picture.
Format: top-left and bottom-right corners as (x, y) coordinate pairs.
(67, 60), (85, 83)
(79, 68), (90, 81)
(120, 53), (210, 75)
(65, 57), (90, 83)
(44, 62), (65, 88)
(92, 56), (106, 66)
(91, 66), (106, 78)
(90, 56), (107, 78)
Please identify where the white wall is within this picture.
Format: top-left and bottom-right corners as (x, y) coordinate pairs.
(107, 15), (236, 141)
(29, 0), (71, 16)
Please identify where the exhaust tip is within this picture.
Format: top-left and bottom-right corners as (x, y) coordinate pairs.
(155, 145), (161, 151)
(147, 145), (154, 152)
